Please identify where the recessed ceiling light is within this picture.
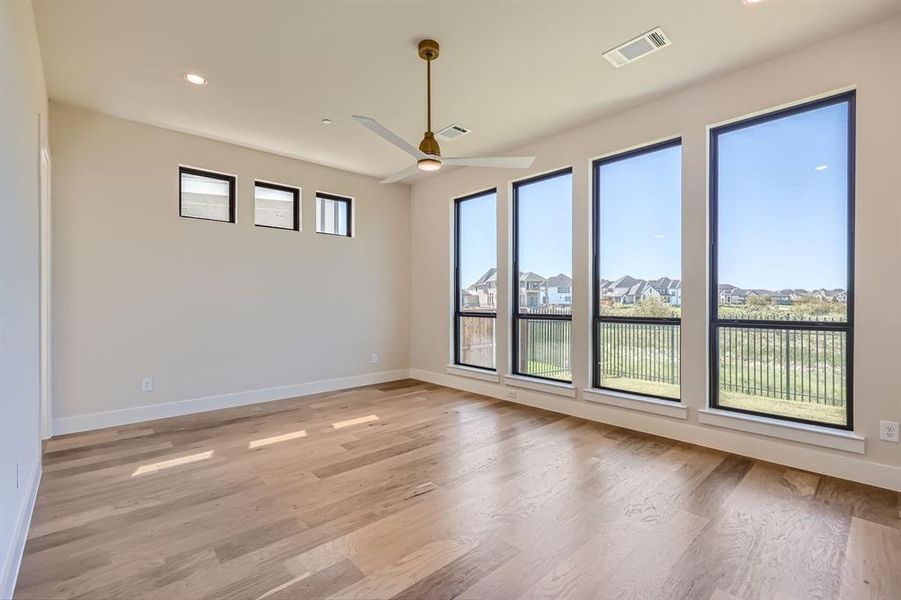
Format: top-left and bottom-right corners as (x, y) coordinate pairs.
(183, 73), (207, 86)
(815, 165), (828, 171)
(321, 118), (333, 125)
(742, 0), (765, 4)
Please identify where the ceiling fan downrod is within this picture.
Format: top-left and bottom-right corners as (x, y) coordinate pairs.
(417, 39), (441, 161)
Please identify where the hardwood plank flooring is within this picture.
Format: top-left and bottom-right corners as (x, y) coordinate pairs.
(16, 380), (900, 599)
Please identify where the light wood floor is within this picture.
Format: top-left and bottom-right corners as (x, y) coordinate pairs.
(16, 380), (901, 599)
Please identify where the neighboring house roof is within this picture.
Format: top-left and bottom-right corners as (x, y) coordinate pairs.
(601, 275), (681, 299)
(718, 283), (846, 299)
(520, 271), (546, 283)
(627, 281), (647, 296)
(611, 275), (641, 290)
(471, 267), (497, 287)
(648, 277), (681, 292)
(545, 273), (572, 288)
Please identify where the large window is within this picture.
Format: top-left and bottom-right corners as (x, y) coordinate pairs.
(255, 181), (299, 230)
(316, 192), (352, 236)
(512, 168), (573, 382)
(710, 92), (854, 429)
(454, 189), (497, 370)
(593, 139), (682, 400)
(179, 166), (235, 223)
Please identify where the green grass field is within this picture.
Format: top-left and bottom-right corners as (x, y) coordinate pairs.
(594, 376), (845, 425)
(524, 361), (571, 381)
(718, 390), (846, 425)
(525, 360), (845, 426)
(599, 376), (680, 400)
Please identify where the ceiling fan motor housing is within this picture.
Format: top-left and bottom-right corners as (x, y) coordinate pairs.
(419, 131), (440, 156)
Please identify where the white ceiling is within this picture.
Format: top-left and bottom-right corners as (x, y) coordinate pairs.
(33, 0), (900, 180)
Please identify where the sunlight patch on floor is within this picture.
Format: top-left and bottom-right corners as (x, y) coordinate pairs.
(131, 450), (214, 476)
(332, 414), (380, 429)
(248, 429), (308, 449)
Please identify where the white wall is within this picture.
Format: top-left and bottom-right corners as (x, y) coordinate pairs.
(50, 102), (411, 432)
(410, 17), (901, 490)
(0, 1), (48, 596)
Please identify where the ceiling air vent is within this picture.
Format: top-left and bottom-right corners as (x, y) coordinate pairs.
(603, 27), (671, 68)
(436, 123), (470, 142)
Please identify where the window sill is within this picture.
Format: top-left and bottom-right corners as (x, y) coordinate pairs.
(445, 364), (500, 383)
(698, 408), (864, 454)
(503, 375), (576, 398)
(582, 388), (688, 420)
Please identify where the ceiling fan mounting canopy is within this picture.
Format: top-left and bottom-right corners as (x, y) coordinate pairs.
(352, 38), (535, 183)
(417, 38), (439, 61)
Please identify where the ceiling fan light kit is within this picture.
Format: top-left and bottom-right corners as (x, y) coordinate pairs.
(418, 157), (442, 171)
(353, 38), (535, 183)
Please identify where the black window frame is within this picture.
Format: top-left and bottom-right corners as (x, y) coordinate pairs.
(178, 166), (236, 223)
(253, 180), (300, 231)
(511, 167), (573, 384)
(592, 138), (683, 401)
(453, 188), (498, 372)
(709, 91), (855, 430)
(315, 192), (353, 237)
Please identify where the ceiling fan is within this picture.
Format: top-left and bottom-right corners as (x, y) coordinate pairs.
(353, 39), (536, 184)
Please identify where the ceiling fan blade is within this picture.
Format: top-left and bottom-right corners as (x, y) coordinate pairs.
(442, 156), (536, 169)
(379, 163), (421, 184)
(353, 115), (426, 160)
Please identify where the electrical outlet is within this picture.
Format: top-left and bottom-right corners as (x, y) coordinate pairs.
(141, 377), (153, 393)
(506, 390), (517, 399)
(880, 420), (899, 443)
(370, 353), (379, 365)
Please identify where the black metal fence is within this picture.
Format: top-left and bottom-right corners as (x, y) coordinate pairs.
(718, 326), (847, 405)
(505, 316), (846, 407)
(518, 318), (571, 380)
(597, 321), (681, 386)
(589, 320), (845, 406)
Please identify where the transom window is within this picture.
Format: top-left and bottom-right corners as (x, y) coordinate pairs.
(179, 166), (236, 223)
(254, 181), (299, 231)
(316, 192), (352, 237)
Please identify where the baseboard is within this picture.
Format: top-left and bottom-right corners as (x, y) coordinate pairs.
(0, 462), (41, 600)
(52, 369), (411, 436)
(410, 368), (901, 493)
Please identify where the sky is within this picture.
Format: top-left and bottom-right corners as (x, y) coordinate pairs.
(717, 101), (849, 290)
(458, 191), (496, 290)
(458, 173), (574, 290)
(516, 172), (573, 280)
(598, 144), (681, 281)
(458, 99), (849, 293)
